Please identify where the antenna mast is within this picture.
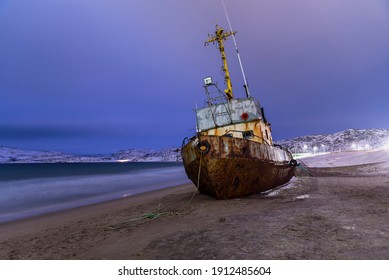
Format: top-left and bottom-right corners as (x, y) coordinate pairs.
(205, 25), (236, 100)
(221, 0), (251, 98)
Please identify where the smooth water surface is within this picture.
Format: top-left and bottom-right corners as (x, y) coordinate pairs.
(0, 162), (189, 223)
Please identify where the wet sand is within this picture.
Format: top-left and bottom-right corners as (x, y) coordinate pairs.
(1, 162), (389, 259)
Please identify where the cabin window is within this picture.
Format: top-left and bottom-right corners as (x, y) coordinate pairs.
(265, 129), (269, 140)
(225, 133), (233, 138)
(242, 130), (254, 139)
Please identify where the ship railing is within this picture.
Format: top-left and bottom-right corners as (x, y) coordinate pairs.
(181, 135), (198, 148)
(181, 137), (190, 148)
(222, 130), (272, 145)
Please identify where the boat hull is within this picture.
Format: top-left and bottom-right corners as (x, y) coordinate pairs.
(181, 135), (295, 199)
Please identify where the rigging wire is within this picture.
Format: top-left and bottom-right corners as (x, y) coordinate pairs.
(221, 0), (251, 97)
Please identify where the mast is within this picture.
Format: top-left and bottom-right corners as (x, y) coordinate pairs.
(221, 0), (251, 98)
(205, 25), (236, 100)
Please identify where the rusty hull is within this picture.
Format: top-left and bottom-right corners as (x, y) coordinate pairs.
(181, 135), (295, 199)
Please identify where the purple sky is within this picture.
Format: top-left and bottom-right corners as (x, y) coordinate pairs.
(1, 0), (389, 154)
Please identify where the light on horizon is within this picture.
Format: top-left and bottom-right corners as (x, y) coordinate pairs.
(117, 159), (130, 163)
(382, 142), (389, 151)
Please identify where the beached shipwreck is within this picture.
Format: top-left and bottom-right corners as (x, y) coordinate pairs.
(181, 25), (296, 199)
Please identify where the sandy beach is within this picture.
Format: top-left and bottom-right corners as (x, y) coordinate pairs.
(1, 151), (389, 259)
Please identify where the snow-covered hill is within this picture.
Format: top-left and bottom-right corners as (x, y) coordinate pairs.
(0, 145), (182, 164)
(0, 146), (106, 164)
(2, 128), (389, 163)
(276, 128), (389, 154)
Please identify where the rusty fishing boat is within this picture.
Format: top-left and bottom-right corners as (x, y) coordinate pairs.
(181, 25), (297, 199)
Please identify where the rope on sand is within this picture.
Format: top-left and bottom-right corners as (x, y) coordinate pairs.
(108, 154), (204, 230)
(107, 203), (186, 230)
(187, 152), (203, 204)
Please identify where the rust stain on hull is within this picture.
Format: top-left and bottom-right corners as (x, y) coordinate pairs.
(181, 135), (295, 199)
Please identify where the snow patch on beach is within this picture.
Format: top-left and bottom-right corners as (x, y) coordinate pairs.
(261, 177), (299, 197)
(294, 194), (310, 200)
(343, 225), (356, 231)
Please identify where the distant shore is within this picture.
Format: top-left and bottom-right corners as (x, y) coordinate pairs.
(0, 145), (182, 164)
(1, 157), (389, 259)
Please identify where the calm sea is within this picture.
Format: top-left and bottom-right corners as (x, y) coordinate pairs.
(0, 162), (189, 224)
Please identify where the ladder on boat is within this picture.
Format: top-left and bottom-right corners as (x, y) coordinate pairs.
(204, 83), (233, 127)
